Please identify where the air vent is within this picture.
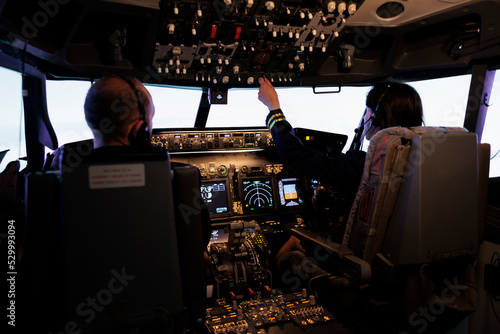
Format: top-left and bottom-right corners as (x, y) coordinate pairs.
(376, 2), (405, 19)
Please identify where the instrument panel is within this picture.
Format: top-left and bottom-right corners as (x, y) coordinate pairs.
(153, 0), (365, 87)
(154, 128), (307, 224)
(153, 126), (347, 236)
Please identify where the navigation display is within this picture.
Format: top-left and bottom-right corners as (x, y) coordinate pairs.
(208, 228), (229, 245)
(242, 178), (274, 211)
(201, 181), (228, 215)
(278, 177), (304, 207)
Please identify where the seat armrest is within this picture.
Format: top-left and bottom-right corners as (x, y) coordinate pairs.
(290, 228), (371, 284)
(290, 228), (353, 257)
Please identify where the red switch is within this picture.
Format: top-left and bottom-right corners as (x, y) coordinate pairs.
(210, 25), (217, 38)
(234, 27), (242, 40)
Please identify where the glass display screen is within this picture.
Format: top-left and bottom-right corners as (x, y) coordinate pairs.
(278, 177), (304, 207)
(201, 181), (228, 214)
(209, 228), (229, 244)
(242, 178), (274, 211)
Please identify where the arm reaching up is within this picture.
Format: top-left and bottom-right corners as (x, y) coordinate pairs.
(258, 77), (281, 111)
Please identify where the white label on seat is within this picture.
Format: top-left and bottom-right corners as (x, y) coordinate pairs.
(88, 164), (145, 189)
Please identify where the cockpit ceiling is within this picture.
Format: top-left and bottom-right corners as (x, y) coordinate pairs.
(0, 0), (499, 87)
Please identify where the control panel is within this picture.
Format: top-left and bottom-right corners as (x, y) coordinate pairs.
(153, 0), (365, 86)
(205, 289), (337, 333)
(152, 128), (274, 151)
(205, 220), (342, 334)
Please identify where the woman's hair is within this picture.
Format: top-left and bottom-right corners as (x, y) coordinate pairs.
(366, 81), (423, 129)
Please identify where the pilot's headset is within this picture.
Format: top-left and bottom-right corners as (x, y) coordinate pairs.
(117, 75), (151, 147)
(370, 84), (390, 129)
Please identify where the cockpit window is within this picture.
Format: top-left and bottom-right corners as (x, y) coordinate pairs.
(0, 67), (24, 172)
(482, 70), (500, 178)
(146, 85), (202, 129)
(46, 80), (92, 146)
(4, 69), (497, 176)
(206, 86), (370, 151)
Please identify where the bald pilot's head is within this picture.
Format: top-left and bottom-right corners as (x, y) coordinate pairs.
(84, 76), (155, 148)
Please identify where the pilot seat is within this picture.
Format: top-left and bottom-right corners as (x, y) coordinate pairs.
(19, 143), (208, 334)
(290, 126), (481, 333)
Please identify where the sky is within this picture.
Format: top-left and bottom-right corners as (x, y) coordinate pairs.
(1, 67), (499, 177)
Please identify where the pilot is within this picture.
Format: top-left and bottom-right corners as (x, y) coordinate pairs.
(84, 75), (155, 148)
(257, 77), (423, 263)
(45, 75), (155, 170)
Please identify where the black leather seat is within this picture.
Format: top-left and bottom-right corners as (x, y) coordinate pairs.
(21, 144), (208, 333)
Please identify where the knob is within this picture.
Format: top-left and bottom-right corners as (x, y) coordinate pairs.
(168, 59), (174, 66)
(207, 57), (212, 64)
(175, 57), (180, 66)
(348, 3), (357, 15)
(222, 76), (230, 84)
(224, 58), (230, 65)
(233, 65), (240, 74)
(311, 28), (317, 36)
(308, 43), (313, 52)
(298, 63), (305, 71)
(175, 67), (180, 74)
(320, 31), (325, 40)
(173, 4), (179, 15)
(200, 57), (205, 64)
(288, 29), (293, 38)
(157, 65), (162, 73)
(247, 76), (254, 85)
(300, 11), (305, 19)
(272, 28), (277, 37)
(308, 12), (313, 20)
(224, 0), (231, 5)
(288, 63), (293, 70)
(216, 66), (222, 74)
(286, 7), (290, 15)
(182, 66), (186, 74)
(192, 26), (197, 35)
(167, 23), (175, 34)
(322, 44), (326, 52)
(327, 1), (336, 13)
(247, 0), (254, 7)
(300, 42), (305, 51)
(265, 1), (275, 11)
(295, 29), (300, 39)
(338, 2), (346, 14)
(197, 6), (202, 17)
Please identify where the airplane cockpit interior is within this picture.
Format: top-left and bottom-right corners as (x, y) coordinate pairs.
(1, 0), (500, 333)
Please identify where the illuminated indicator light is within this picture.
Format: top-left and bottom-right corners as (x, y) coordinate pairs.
(210, 25), (217, 38)
(305, 136), (310, 140)
(234, 27), (242, 40)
